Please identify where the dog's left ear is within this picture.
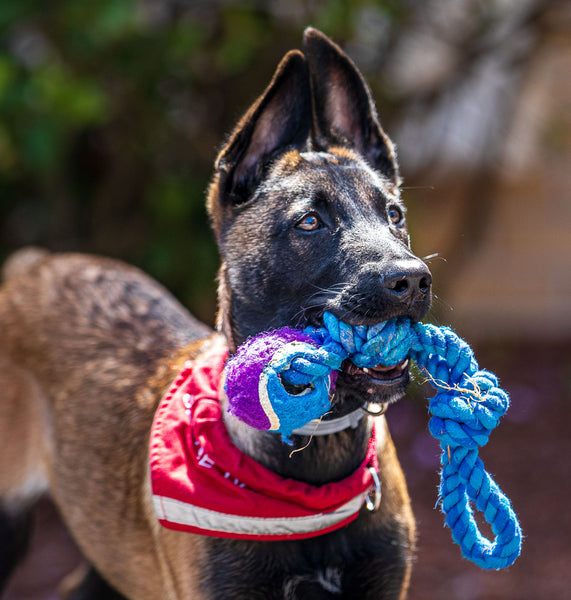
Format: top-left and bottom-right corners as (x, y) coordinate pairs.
(213, 50), (312, 206)
(303, 28), (400, 189)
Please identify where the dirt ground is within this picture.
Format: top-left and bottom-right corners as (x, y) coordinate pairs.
(2, 341), (570, 600)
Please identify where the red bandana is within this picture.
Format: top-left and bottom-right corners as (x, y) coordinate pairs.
(150, 346), (379, 541)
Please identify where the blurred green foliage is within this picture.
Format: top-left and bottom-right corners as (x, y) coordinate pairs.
(0, 0), (405, 324)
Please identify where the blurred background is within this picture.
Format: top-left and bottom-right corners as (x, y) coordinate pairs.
(0, 0), (569, 598)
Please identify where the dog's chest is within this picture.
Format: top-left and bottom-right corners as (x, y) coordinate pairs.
(202, 532), (348, 596)
(203, 542), (347, 599)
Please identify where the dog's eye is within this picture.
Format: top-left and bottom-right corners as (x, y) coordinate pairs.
(388, 205), (403, 225)
(296, 213), (322, 232)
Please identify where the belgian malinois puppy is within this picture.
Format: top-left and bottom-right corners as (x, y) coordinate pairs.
(0, 29), (431, 599)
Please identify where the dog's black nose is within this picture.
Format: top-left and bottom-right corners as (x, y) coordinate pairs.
(384, 261), (432, 307)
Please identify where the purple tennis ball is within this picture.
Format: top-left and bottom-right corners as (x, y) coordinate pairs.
(225, 327), (320, 430)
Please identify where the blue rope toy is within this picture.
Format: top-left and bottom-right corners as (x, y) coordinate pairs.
(225, 312), (522, 570)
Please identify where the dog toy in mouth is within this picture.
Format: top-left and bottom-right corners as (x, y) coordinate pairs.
(224, 312), (522, 570)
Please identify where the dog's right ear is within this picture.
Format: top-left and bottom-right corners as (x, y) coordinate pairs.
(213, 50), (311, 206)
(303, 28), (400, 190)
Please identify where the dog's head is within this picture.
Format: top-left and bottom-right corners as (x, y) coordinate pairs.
(208, 29), (431, 407)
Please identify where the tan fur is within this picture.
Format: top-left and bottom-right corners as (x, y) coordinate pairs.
(375, 418), (416, 598)
(279, 149), (304, 171)
(325, 146), (358, 163)
(0, 251), (215, 598)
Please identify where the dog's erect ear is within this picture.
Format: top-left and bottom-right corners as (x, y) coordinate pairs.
(214, 50), (311, 204)
(303, 28), (400, 188)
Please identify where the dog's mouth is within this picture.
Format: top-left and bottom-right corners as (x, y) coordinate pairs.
(343, 358), (410, 385)
(332, 357), (410, 407)
(301, 311), (413, 405)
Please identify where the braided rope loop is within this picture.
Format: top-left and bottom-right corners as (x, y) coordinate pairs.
(406, 324), (521, 568)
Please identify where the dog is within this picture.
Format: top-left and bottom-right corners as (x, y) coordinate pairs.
(0, 28), (431, 599)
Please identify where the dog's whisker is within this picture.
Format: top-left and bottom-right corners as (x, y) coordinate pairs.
(422, 253), (447, 264)
(400, 185), (436, 191)
(306, 284), (348, 299)
(309, 282), (350, 291)
(429, 294), (455, 315)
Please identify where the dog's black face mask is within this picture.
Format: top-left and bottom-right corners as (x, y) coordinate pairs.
(208, 29), (431, 409)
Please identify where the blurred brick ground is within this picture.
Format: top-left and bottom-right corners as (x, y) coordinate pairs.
(2, 342), (570, 599)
